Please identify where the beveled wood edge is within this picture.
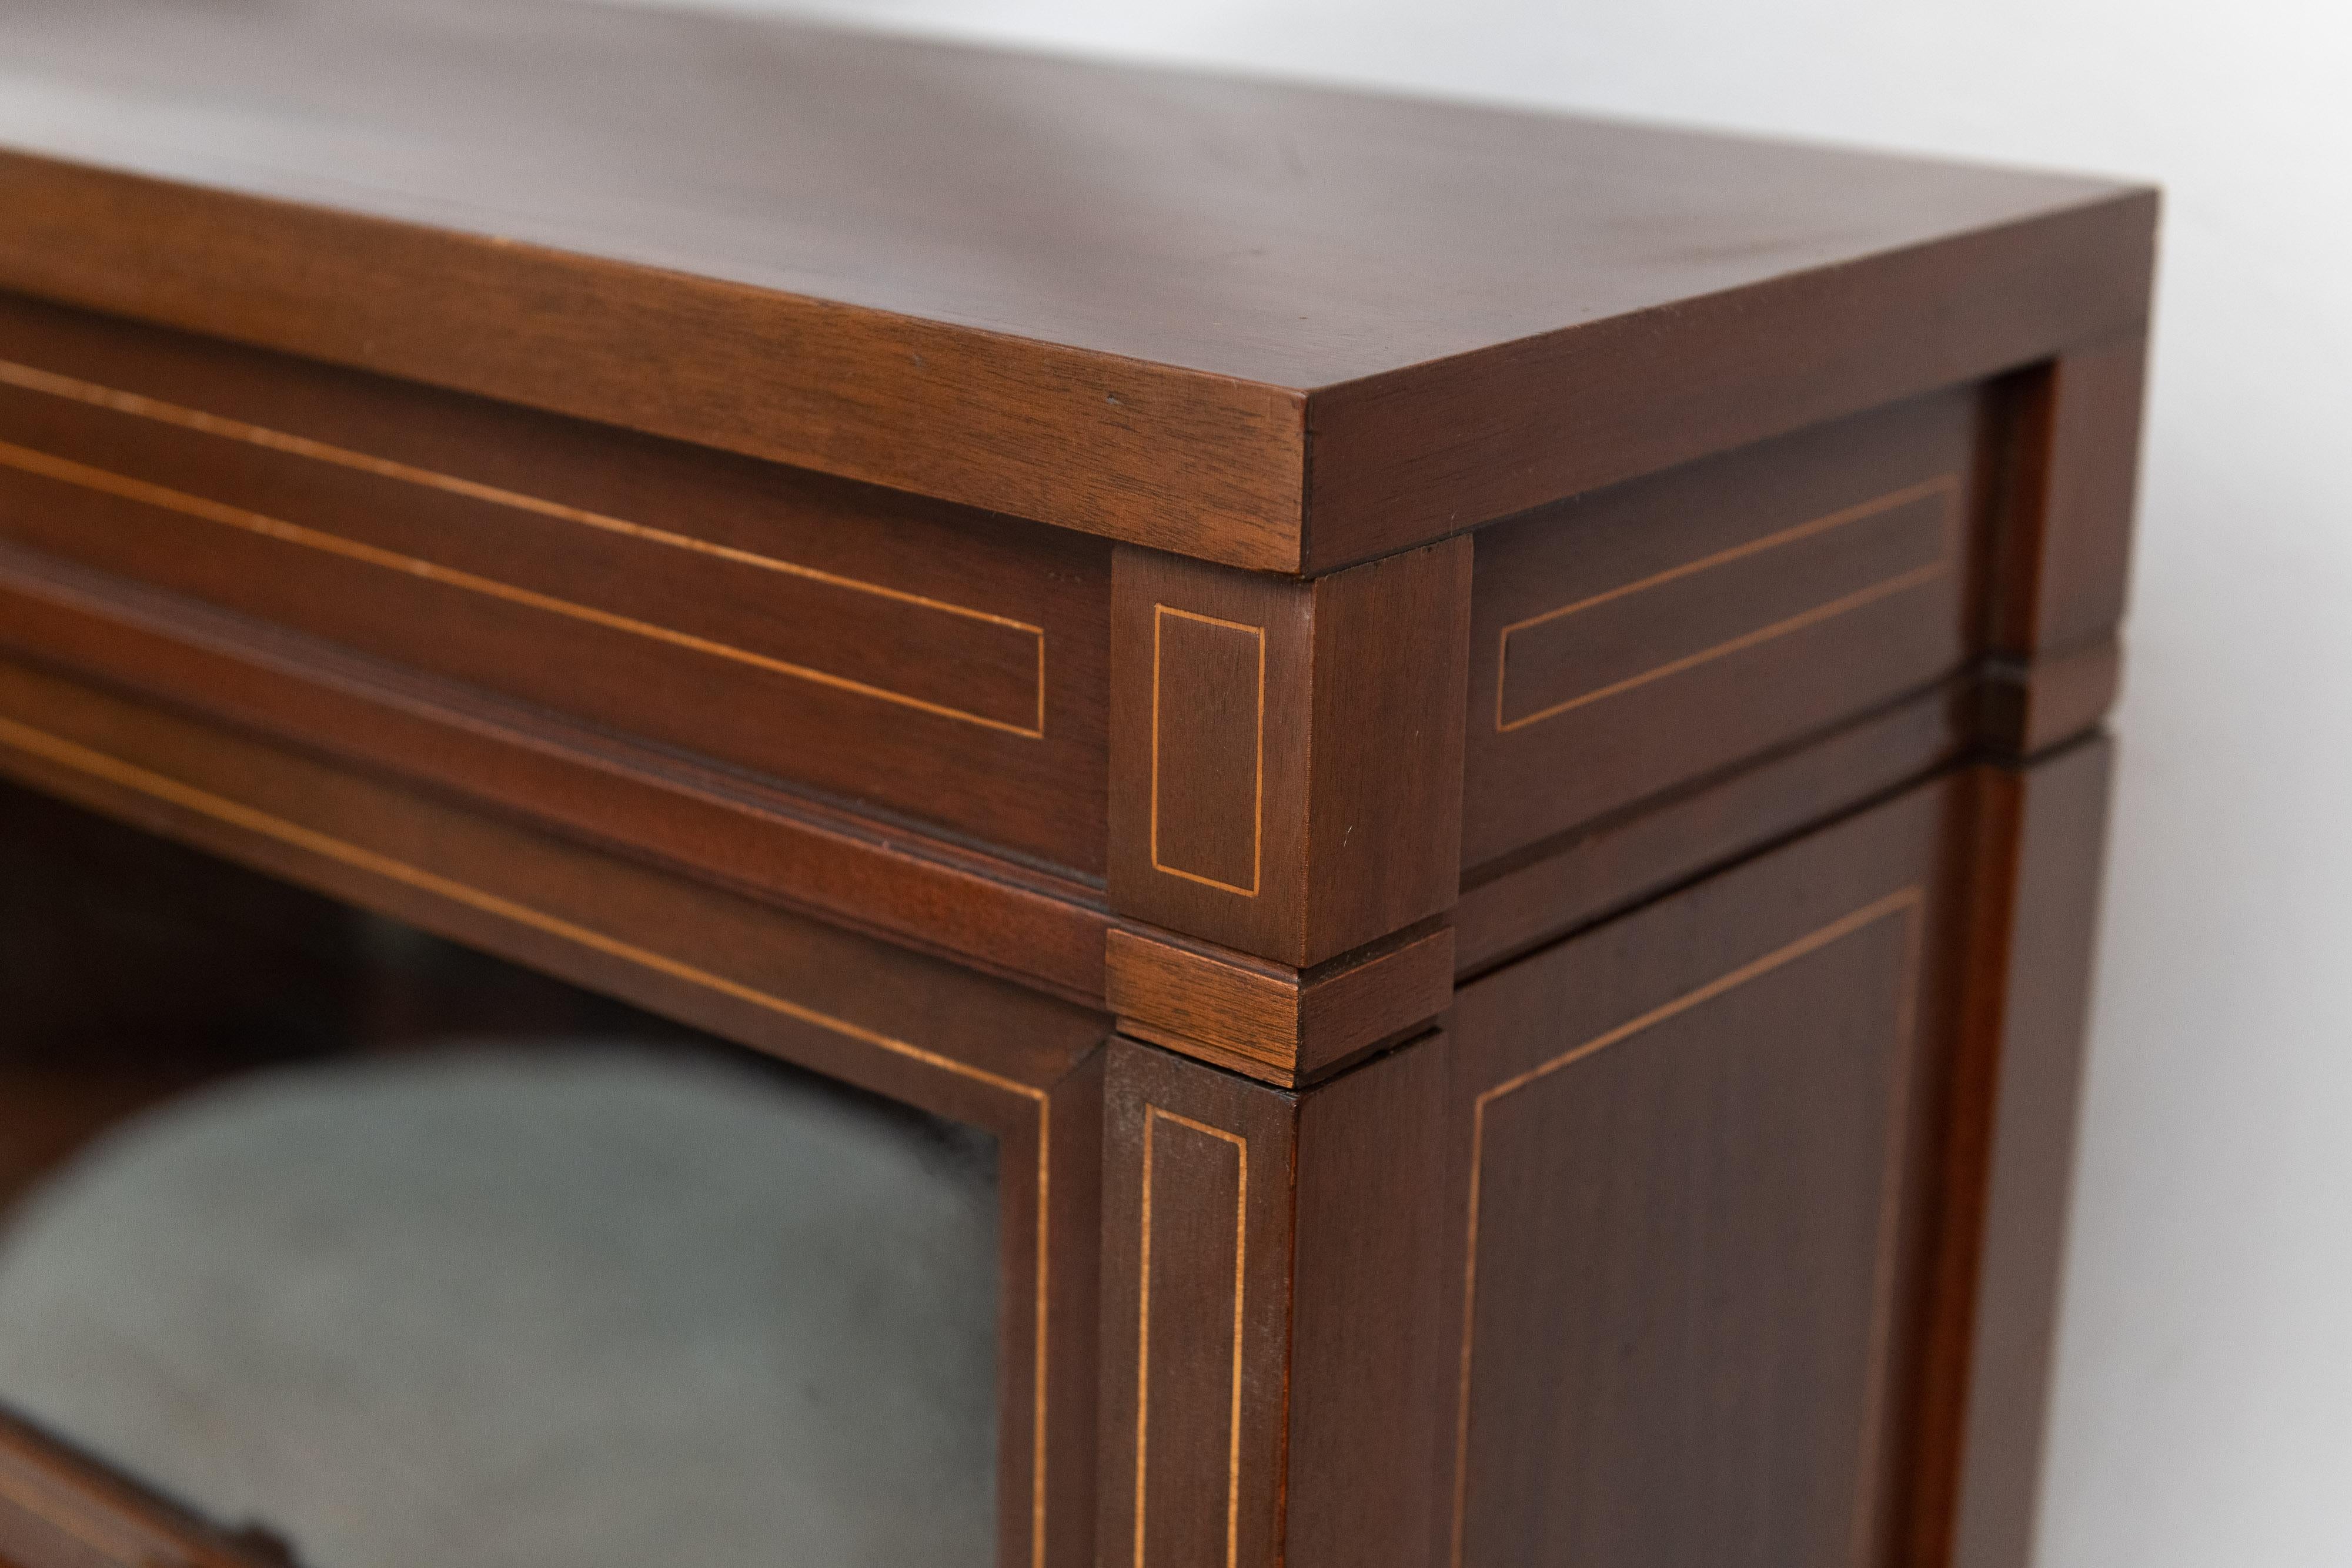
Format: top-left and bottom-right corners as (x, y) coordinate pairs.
(0, 151), (2150, 576)
(0, 151), (1312, 573)
(1107, 922), (1454, 1088)
(1302, 188), (2159, 574)
(0, 680), (1100, 1102)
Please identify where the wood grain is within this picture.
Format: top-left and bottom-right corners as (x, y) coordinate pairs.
(0, 291), (1112, 874)
(1308, 193), (2154, 571)
(1284, 1034), (1452, 1568)
(0, 545), (1114, 1005)
(1098, 1045), (1295, 1568)
(1465, 388), (1986, 868)
(1098, 1034), (1452, 1568)
(1913, 741), (2115, 1568)
(1106, 924), (1453, 1085)
(1989, 332), (2150, 658)
(1, 0), (2150, 569)
(0, 15), (2156, 1561)
(1457, 679), (1975, 977)
(1111, 541), (1471, 967)
(1444, 779), (1967, 1568)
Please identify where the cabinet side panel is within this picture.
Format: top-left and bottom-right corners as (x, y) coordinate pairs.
(1445, 782), (1963, 1568)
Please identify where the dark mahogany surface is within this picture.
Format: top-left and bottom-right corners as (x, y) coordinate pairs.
(0, 0), (2153, 567)
(0, 0), (2124, 389)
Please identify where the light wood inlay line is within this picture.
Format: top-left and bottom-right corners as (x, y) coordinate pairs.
(1496, 474), (1960, 733)
(0, 359), (1048, 737)
(1448, 888), (1925, 1568)
(0, 712), (1057, 1568)
(1148, 604), (1265, 897)
(1134, 1106), (1249, 1568)
(1847, 898), (1927, 1568)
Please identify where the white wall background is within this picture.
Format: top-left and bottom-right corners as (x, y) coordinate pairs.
(613, 2), (2352, 1562)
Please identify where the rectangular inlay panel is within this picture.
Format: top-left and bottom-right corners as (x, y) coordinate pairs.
(1456, 898), (1919, 1567)
(1149, 607), (1265, 897)
(0, 292), (1111, 873)
(1496, 476), (1957, 731)
(0, 359), (1047, 736)
(1447, 783), (1952, 1568)
(1465, 387), (1985, 869)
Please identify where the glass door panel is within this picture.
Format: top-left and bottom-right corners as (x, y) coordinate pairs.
(0, 780), (999, 1568)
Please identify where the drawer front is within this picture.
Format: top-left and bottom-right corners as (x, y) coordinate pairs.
(0, 294), (1109, 874)
(1464, 387), (1987, 868)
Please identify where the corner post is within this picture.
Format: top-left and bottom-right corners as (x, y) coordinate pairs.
(1104, 539), (1472, 1084)
(1097, 1033), (1451, 1568)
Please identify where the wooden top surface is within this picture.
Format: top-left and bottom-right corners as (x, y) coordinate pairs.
(0, 0), (2157, 570)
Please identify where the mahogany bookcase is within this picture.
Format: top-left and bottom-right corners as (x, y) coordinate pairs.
(0, 4), (2151, 1565)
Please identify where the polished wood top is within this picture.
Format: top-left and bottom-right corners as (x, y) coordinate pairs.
(0, 0), (2154, 569)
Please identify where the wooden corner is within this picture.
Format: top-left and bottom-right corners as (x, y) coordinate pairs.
(1988, 329), (2147, 658)
(1965, 326), (2145, 762)
(1098, 1034), (1451, 1568)
(1974, 634), (2121, 760)
(1105, 924), (1454, 1087)
(1106, 537), (1472, 968)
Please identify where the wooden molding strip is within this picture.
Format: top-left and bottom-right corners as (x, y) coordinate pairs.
(1975, 634), (2121, 760)
(1108, 925), (1454, 1086)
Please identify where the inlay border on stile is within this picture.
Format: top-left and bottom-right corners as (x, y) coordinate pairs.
(1147, 604), (1265, 898)
(1133, 1105), (1249, 1568)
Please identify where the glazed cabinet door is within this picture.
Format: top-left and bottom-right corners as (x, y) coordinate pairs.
(0, 777), (1104, 1568)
